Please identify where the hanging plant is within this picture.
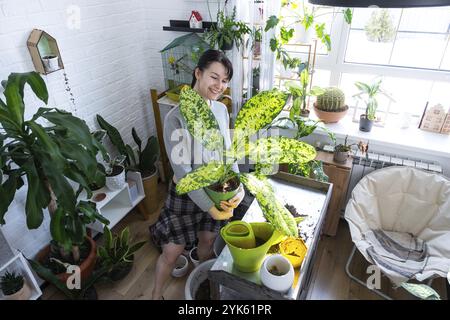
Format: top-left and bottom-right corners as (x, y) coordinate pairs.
(364, 9), (397, 43)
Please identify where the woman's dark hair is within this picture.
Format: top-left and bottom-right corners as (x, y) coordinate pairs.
(191, 49), (233, 88)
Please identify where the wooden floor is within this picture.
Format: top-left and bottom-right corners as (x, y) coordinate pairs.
(42, 182), (448, 300)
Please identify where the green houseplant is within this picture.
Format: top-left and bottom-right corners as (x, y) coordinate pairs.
(364, 9), (396, 43)
(96, 115), (160, 220)
(175, 86), (317, 238)
(97, 225), (146, 281)
(354, 78), (393, 132)
(0, 72), (109, 281)
(204, 6), (252, 51)
(265, 0), (352, 68)
(0, 271), (31, 300)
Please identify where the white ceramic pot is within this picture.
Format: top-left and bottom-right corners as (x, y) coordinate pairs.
(171, 255), (189, 278)
(260, 254), (294, 293)
(105, 166), (126, 191)
(189, 247), (200, 267)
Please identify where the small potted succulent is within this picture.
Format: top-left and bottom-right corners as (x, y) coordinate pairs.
(0, 271), (31, 300)
(313, 87), (349, 123)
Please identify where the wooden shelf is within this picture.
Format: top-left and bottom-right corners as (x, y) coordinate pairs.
(163, 20), (216, 33)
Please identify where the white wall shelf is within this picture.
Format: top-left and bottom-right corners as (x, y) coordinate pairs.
(0, 252), (42, 300)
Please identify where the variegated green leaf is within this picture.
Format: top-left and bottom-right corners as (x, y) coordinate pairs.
(247, 137), (316, 165)
(240, 173), (298, 237)
(233, 89), (288, 150)
(176, 161), (227, 195)
(179, 86), (224, 151)
(400, 282), (440, 300)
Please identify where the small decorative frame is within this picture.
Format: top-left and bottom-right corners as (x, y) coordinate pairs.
(27, 29), (64, 75)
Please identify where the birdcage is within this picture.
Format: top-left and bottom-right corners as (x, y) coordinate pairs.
(160, 33), (210, 90)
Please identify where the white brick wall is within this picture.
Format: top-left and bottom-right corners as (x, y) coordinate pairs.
(0, 0), (220, 257)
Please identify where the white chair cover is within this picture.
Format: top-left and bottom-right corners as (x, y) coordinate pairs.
(345, 166), (450, 284)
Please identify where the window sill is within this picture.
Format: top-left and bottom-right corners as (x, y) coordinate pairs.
(311, 115), (450, 159)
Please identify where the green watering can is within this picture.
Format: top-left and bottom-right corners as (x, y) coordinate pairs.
(221, 221), (284, 273)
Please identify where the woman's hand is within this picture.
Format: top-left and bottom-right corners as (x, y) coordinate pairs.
(208, 205), (233, 221)
(219, 185), (245, 211)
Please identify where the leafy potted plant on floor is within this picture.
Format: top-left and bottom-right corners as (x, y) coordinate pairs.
(97, 225), (146, 281)
(354, 78), (394, 132)
(0, 271), (31, 300)
(0, 72), (109, 284)
(270, 116), (335, 181)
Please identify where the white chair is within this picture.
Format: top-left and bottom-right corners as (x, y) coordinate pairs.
(345, 166), (450, 299)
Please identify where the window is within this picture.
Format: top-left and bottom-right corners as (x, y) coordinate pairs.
(271, 4), (450, 126)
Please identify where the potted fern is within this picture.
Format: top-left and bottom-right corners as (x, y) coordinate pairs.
(0, 271), (31, 300)
(97, 226), (146, 281)
(176, 86), (317, 238)
(0, 72), (109, 283)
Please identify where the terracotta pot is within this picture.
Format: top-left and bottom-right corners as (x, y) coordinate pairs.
(2, 281), (32, 300)
(313, 103), (348, 123)
(137, 171), (159, 223)
(36, 236), (97, 283)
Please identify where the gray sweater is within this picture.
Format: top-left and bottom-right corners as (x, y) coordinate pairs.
(163, 100), (239, 212)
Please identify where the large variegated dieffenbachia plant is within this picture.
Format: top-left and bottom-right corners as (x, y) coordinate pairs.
(175, 86), (316, 237)
(0, 72), (109, 263)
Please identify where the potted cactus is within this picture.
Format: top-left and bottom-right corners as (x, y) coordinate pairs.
(313, 87), (349, 123)
(176, 86), (317, 238)
(0, 271), (31, 300)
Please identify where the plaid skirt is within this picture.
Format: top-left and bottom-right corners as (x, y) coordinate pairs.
(149, 181), (227, 250)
